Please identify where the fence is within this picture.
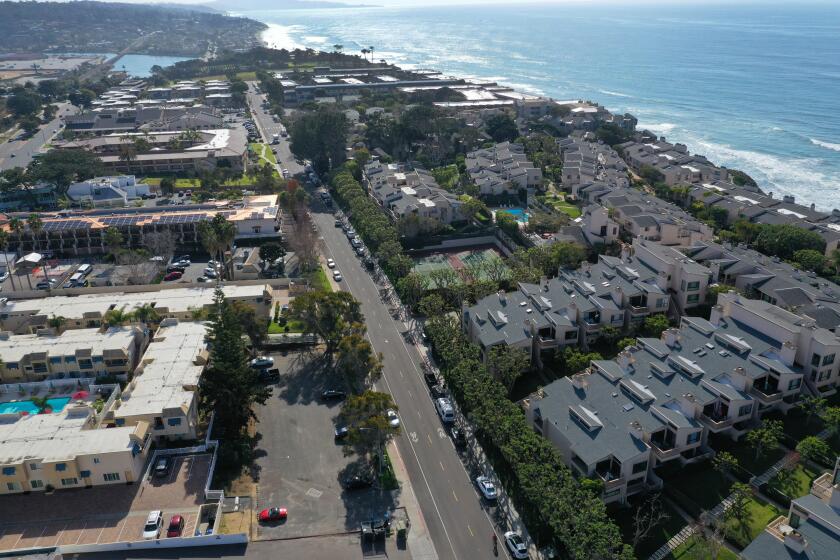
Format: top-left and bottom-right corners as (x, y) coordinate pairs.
(57, 532), (247, 555)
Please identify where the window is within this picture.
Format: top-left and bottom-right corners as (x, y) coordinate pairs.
(79, 360), (93, 370)
(738, 404), (753, 417)
(93, 356), (103, 363)
(61, 478), (78, 486)
(811, 353), (821, 367)
(49, 357), (62, 364)
(2, 466), (15, 476)
(656, 298), (666, 308)
(823, 354), (835, 366)
(6, 482), (18, 491)
(55, 463), (67, 472)
(29, 480), (44, 489)
(80, 470), (91, 478)
(788, 378), (802, 391)
(93, 458), (100, 464)
(64, 356), (76, 363)
(687, 282), (700, 291)
(687, 431), (701, 444)
(28, 463), (40, 471)
(632, 461), (648, 474)
(167, 418), (182, 426)
(687, 294), (700, 304)
(680, 280), (686, 291)
(6, 362), (18, 370)
(103, 472), (120, 482)
(115, 418), (125, 426)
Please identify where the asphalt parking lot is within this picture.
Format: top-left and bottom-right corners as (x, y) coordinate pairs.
(0, 453), (212, 552)
(252, 351), (397, 540)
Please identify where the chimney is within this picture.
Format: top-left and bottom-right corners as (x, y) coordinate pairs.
(620, 243), (631, 262)
(662, 328), (681, 348)
(612, 285), (623, 304)
(498, 290), (506, 304)
(571, 373), (589, 390)
(709, 304), (723, 326)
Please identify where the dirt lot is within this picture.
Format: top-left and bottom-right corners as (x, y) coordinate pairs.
(0, 453), (212, 553)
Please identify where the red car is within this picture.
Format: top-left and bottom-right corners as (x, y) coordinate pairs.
(258, 507), (288, 523)
(166, 515), (184, 537)
(163, 271), (183, 281)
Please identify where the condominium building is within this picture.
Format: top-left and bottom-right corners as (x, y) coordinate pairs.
(0, 380), (150, 495)
(629, 239), (712, 314)
(465, 142), (543, 196)
(0, 327), (140, 384)
(521, 292), (818, 504)
(110, 320), (207, 441)
(742, 458), (840, 560)
(2, 194), (280, 256)
(463, 255), (669, 365)
(0, 284), (275, 334)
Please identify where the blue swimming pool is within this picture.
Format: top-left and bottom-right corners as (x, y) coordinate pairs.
(0, 397), (71, 415)
(494, 207), (529, 224)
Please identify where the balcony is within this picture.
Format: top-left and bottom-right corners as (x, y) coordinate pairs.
(629, 305), (649, 316)
(811, 472), (834, 501)
(651, 441), (682, 462)
(700, 412), (734, 431)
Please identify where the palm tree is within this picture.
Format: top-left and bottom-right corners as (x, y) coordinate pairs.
(48, 315), (66, 333)
(8, 217), (29, 290)
(103, 227), (123, 262)
(361, 48), (369, 61)
(103, 308), (131, 328)
(333, 44), (344, 53)
(31, 396), (51, 414)
(132, 303), (159, 325)
(213, 214), (236, 280)
(0, 229), (17, 292)
(368, 46), (375, 63)
(27, 214), (50, 289)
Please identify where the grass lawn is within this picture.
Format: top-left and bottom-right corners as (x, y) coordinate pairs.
(538, 192), (582, 218)
(267, 319), (305, 334)
(667, 536), (739, 560)
(769, 463), (821, 500)
(308, 266), (332, 293)
(609, 498), (688, 559)
(250, 142), (277, 165)
(723, 496), (782, 550)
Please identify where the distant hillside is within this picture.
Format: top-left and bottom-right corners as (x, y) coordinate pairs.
(0, 1), (266, 57)
(207, 0), (376, 11)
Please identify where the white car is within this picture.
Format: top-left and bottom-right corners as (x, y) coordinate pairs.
(475, 475), (497, 500)
(504, 531), (529, 559)
(386, 409), (400, 428)
(327, 258), (335, 269)
(333, 269), (342, 281)
(249, 356), (274, 369)
(142, 510), (163, 539)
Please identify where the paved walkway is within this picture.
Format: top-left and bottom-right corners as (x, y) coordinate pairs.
(389, 440), (439, 560)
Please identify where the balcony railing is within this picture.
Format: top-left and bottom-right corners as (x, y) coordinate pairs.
(651, 441), (682, 461)
(600, 474), (625, 492)
(750, 386), (782, 403)
(811, 472), (834, 501)
(629, 305), (649, 316)
(700, 413), (734, 430)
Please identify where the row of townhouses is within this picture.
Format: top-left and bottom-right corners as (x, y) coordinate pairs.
(557, 134), (630, 194)
(521, 292), (839, 505)
(617, 134), (729, 186)
(464, 142), (543, 196)
(364, 161), (464, 232)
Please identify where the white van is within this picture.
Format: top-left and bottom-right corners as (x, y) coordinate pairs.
(77, 264), (92, 276)
(68, 272), (84, 286)
(435, 398), (455, 423)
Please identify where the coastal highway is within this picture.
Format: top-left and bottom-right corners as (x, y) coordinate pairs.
(0, 102), (76, 172)
(310, 201), (504, 560)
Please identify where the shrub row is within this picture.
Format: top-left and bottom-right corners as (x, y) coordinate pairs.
(425, 315), (633, 560)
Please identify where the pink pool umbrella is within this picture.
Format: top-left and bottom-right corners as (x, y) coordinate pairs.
(71, 390), (89, 400)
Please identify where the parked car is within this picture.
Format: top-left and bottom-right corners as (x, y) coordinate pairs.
(504, 531), (529, 559)
(166, 515), (185, 538)
(153, 457), (171, 478)
(430, 384), (448, 400)
(204, 268), (218, 279)
(334, 424), (349, 440)
(249, 356), (274, 369)
(450, 426), (467, 448)
(258, 507), (287, 523)
(386, 409), (400, 428)
(258, 368), (280, 382)
(163, 271), (182, 281)
(334, 219), (342, 227)
(197, 276), (210, 283)
(424, 371), (437, 386)
(327, 258), (335, 268)
(333, 272), (343, 282)
(321, 389), (347, 401)
(36, 279), (58, 290)
(435, 398), (455, 423)
(166, 265), (186, 274)
(142, 511), (163, 539)
(475, 475), (498, 501)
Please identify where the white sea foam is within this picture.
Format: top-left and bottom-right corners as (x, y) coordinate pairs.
(810, 138), (840, 153)
(261, 24), (307, 51)
(637, 122), (677, 134)
(599, 89), (633, 98)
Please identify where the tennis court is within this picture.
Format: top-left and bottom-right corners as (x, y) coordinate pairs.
(412, 247), (507, 283)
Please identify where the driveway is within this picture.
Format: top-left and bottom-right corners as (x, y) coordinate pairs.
(252, 351), (398, 540)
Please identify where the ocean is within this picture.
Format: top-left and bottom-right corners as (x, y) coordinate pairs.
(251, 2), (840, 211)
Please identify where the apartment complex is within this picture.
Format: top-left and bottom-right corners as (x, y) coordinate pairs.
(55, 128), (248, 174)
(111, 320), (207, 441)
(2, 194), (280, 256)
(0, 381), (151, 495)
(629, 239), (712, 314)
(521, 292), (820, 504)
(465, 142), (543, 196)
(557, 135), (630, 195)
(617, 135), (729, 186)
(0, 327), (140, 384)
(463, 255), (669, 365)
(364, 161), (464, 232)
(64, 106), (224, 136)
(0, 284), (275, 334)
(742, 458), (840, 560)
(66, 175), (152, 208)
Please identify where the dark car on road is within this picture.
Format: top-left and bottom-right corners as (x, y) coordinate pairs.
(153, 457), (171, 478)
(430, 384), (448, 399)
(450, 426), (467, 448)
(321, 389), (347, 401)
(334, 425), (349, 440)
(424, 371), (437, 386)
(257, 368), (280, 383)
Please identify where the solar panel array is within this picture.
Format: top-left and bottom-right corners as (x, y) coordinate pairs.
(154, 213), (207, 224)
(43, 220), (92, 231)
(101, 216), (145, 227)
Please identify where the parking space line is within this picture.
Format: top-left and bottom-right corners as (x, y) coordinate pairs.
(12, 530), (23, 550)
(168, 457), (182, 484)
(114, 518), (129, 543)
(32, 524), (50, 548)
(94, 524), (106, 544)
(187, 456), (196, 477)
(75, 521), (87, 544)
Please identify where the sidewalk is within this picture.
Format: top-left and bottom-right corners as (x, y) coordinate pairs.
(388, 440), (439, 560)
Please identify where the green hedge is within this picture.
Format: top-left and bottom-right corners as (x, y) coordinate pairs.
(425, 316), (632, 560)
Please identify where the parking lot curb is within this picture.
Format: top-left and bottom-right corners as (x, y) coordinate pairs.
(252, 530), (359, 542)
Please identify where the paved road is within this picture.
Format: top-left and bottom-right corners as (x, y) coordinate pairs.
(311, 204), (503, 560)
(245, 83), (303, 178)
(0, 102), (76, 171)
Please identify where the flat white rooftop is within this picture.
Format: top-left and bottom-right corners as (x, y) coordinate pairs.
(0, 327), (136, 364)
